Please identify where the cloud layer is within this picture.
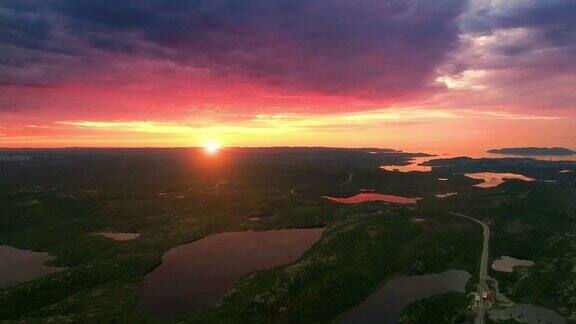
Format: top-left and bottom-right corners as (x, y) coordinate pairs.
(0, 0), (575, 147)
(1, 0), (465, 93)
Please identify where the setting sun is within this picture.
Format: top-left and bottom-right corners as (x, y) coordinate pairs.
(2, 1), (575, 322)
(204, 141), (220, 155)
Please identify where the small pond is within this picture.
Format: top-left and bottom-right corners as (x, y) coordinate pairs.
(323, 193), (420, 204)
(492, 256), (534, 273)
(489, 304), (565, 324)
(98, 232), (141, 241)
(435, 192), (458, 198)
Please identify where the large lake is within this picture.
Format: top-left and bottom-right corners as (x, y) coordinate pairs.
(340, 269), (471, 324)
(380, 149), (576, 175)
(136, 228), (324, 317)
(0, 245), (62, 288)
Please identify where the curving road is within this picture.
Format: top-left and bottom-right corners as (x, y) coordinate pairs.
(449, 212), (490, 324)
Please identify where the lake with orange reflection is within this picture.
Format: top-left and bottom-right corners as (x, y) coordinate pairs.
(464, 172), (535, 188)
(323, 193), (420, 204)
(381, 148), (576, 173)
(401, 148), (576, 161)
(380, 156), (433, 172)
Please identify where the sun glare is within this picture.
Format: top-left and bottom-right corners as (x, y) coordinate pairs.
(204, 141), (220, 155)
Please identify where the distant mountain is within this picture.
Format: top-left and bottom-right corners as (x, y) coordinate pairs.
(487, 147), (575, 156)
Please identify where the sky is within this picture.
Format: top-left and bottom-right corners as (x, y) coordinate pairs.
(1, 0), (575, 150)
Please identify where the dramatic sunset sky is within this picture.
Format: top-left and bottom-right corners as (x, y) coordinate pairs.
(1, 0), (575, 149)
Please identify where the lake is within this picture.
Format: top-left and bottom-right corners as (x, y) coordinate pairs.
(340, 269), (471, 324)
(492, 256), (534, 273)
(380, 156), (433, 172)
(381, 149), (576, 176)
(464, 172), (535, 188)
(136, 228), (324, 317)
(0, 245), (62, 288)
(323, 193), (420, 204)
(435, 192), (458, 198)
(97, 232), (141, 241)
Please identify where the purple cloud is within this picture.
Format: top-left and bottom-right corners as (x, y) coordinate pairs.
(1, 0), (468, 100)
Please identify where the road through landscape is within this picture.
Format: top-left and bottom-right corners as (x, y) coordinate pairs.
(449, 212), (490, 324)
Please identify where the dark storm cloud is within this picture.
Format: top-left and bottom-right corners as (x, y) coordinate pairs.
(0, 3), (53, 51)
(465, 0), (576, 32)
(0, 82), (61, 89)
(445, 0), (576, 113)
(463, 0), (576, 59)
(0, 0), (469, 98)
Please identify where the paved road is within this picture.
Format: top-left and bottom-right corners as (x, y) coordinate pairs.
(449, 212), (490, 324)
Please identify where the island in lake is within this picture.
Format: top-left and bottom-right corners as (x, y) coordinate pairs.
(487, 147), (575, 156)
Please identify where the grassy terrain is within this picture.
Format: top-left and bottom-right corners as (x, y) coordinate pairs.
(399, 292), (470, 323)
(190, 208), (481, 323)
(423, 157), (576, 322)
(0, 148), (575, 323)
